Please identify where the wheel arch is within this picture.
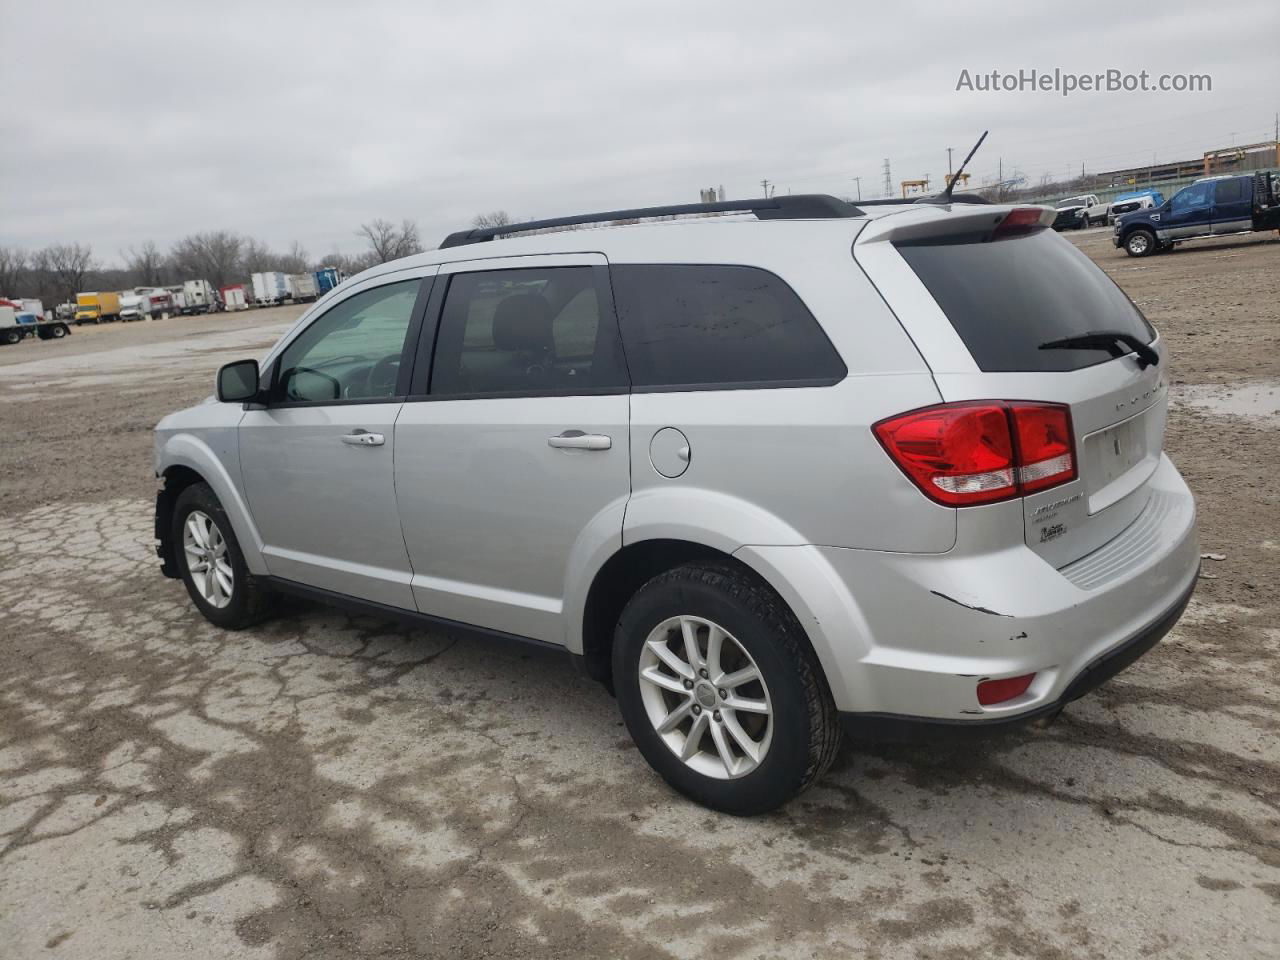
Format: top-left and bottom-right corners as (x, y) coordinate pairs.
(576, 536), (845, 708)
(156, 433), (267, 576)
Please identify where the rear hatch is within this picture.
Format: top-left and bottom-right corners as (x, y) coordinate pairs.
(855, 205), (1166, 568)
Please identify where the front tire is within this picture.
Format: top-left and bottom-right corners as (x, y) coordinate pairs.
(1125, 229), (1156, 257)
(613, 563), (841, 815)
(172, 482), (270, 629)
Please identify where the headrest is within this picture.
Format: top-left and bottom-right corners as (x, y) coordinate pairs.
(492, 294), (554, 353)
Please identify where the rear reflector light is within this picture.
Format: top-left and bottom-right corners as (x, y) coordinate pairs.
(874, 401), (1076, 506)
(977, 673), (1036, 706)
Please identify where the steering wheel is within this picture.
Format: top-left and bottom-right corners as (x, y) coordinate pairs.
(365, 354), (401, 396)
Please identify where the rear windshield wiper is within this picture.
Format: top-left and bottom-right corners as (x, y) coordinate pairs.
(1039, 330), (1158, 368)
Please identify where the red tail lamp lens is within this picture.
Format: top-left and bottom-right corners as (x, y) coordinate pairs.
(874, 402), (1075, 506)
(1009, 403), (1076, 493)
(977, 673), (1036, 706)
(873, 403), (1015, 506)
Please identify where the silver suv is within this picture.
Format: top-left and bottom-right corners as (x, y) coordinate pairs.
(154, 195), (1199, 814)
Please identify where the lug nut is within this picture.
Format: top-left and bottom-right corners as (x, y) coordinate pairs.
(683, 679), (694, 690)
(699, 668), (709, 679)
(692, 705), (702, 715)
(713, 711), (722, 722)
(718, 689), (727, 699)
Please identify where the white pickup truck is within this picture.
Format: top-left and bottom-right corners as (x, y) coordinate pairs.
(1053, 194), (1110, 229)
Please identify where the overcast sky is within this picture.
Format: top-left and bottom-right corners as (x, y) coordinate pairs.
(4, 0), (1277, 265)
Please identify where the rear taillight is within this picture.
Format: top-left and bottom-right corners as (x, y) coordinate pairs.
(874, 401), (1076, 507)
(1009, 402), (1076, 494)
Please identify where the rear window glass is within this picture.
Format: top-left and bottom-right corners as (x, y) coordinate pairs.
(610, 264), (846, 389)
(895, 228), (1154, 372)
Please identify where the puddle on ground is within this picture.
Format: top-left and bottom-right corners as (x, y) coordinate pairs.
(1173, 381), (1280, 424)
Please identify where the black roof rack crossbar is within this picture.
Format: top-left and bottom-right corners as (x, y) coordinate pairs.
(438, 194), (864, 248)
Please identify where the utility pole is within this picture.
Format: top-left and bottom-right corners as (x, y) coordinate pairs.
(759, 178), (772, 198)
(882, 158), (891, 198)
(852, 176), (862, 201)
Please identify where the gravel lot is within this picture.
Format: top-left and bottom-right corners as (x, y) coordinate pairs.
(2, 234), (1278, 959)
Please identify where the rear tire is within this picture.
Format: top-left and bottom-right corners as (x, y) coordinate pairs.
(613, 563), (841, 815)
(2, 329), (19, 345)
(172, 482), (270, 630)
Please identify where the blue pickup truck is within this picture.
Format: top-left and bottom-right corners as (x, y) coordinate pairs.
(1113, 171), (1280, 257)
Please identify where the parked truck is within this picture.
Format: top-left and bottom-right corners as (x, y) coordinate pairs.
(220, 285), (248, 311)
(314, 266), (343, 295)
(1114, 171), (1280, 257)
(1107, 189), (1165, 226)
(181, 279), (218, 314)
(288, 272), (318, 302)
(75, 291), (121, 324)
(0, 301), (71, 344)
(1052, 194), (1109, 230)
(119, 293), (155, 322)
(251, 271), (289, 307)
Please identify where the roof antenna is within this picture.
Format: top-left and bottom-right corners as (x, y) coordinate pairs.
(926, 130), (988, 204)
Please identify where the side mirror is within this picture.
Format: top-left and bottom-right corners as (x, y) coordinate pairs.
(217, 359), (260, 402)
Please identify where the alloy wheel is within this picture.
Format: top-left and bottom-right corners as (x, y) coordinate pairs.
(637, 615), (773, 779)
(183, 510), (233, 608)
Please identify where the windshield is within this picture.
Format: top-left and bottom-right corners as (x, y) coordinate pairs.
(1055, 198), (1085, 209)
(895, 227), (1154, 372)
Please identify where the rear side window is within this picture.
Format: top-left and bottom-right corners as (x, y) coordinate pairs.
(430, 267), (627, 397)
(1214, 178), (1246, 204)
(896, 228), (1154, 373)
(610, 265), (845, 390)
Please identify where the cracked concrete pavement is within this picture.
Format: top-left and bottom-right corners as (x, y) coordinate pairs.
(1, 238), (1278, 958)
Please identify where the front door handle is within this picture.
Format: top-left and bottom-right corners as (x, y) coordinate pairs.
(341, 430), (385, 446)
(548, 430), (611, 451)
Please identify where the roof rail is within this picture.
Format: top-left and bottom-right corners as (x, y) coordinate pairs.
(438, 194), (864, 249)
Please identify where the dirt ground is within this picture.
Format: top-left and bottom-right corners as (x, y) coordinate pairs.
(1, 233), (1278, 959)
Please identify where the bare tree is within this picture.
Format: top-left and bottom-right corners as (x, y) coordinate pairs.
(472, 210), (512, 230)
(322, 250), (374, 277)
(240, 237), (276, 274)
(33, 243), (96, 304)
(0, 246), (29, 298)
(123, 240), (166, 288)
(278, 240), (311, 275)
(170, 231), (243, 288)
(358, 218), (423, 264)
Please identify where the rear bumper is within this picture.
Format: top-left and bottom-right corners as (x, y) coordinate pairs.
(739, 454), (1199, 719)
(839, 568), (1196, 741)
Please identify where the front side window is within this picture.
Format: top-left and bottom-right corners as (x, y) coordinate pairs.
(429, 267), (626, 396)
(275, 279), (420, 403)
(1171, 183), (1212, 212)
(610, 264), (846, 390)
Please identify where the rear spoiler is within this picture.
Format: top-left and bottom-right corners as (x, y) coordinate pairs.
(854, 204), (1055, 246)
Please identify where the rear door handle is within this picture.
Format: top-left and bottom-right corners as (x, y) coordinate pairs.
(548, 430), (611, 451)
(341, 430), (385, 446)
